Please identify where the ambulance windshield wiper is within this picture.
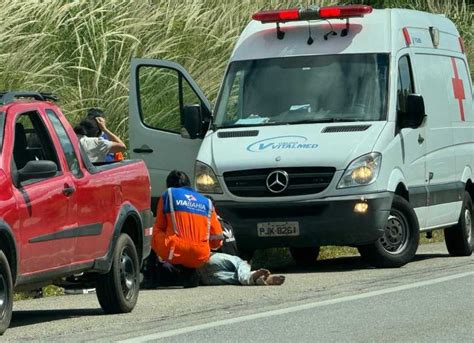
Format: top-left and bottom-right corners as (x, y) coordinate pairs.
(287, 118), (361, 125)
(217, 122), (283, 129)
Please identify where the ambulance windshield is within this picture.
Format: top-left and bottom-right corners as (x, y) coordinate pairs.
(214, 53), (389, 128)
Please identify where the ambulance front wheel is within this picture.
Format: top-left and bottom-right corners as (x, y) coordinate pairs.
(358, 195), (419, 268)
(444, 192), (473, 256)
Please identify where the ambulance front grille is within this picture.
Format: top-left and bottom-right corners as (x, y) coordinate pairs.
(322, 125), (371, 133)
(217, 130), (259, 138)
(224, 167), (335, 197)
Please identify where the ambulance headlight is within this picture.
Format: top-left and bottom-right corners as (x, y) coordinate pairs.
(195, 161), (223, 194)
(337, 153), (382, 188)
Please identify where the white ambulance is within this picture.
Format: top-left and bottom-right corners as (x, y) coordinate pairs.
(129, 5), (473, 267)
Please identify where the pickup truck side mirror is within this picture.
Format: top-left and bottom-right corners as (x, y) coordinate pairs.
(400, 94), (426, 129)
(18, 160), (58, 182)
(182, 104), (203, 139)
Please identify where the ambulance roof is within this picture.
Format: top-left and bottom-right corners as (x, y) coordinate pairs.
(230, 8), (461, 62)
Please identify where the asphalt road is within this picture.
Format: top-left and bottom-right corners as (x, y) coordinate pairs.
(4, 243), (474, 342)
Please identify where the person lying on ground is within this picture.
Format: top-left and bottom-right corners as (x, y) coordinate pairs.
(198, 252), (285, 286)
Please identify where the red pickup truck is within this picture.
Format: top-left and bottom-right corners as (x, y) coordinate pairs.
(0, 92), (153, 334)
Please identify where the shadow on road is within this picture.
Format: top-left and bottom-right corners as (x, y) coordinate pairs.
(10, 308), (103, 329)
(412, 252), (449, 261)
(267, 252), (451, 274)
(269, 255), (371, 274)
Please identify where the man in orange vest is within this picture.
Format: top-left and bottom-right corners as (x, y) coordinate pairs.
(152, 170), (223, 287)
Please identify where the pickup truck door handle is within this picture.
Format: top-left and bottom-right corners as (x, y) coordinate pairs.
(133, 146), (154, 154)
(63, 185), (75, 197)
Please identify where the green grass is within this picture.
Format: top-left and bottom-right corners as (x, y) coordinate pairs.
(14, 285), (63, 301)
(0, 0), (472, 138)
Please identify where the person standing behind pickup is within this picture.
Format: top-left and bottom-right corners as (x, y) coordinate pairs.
(152, 170), (223, 285)
(86, 108), (123, 161)
(75, 117), (126, 163)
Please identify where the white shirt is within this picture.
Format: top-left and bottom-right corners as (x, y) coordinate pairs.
(79, 136), (113, 163)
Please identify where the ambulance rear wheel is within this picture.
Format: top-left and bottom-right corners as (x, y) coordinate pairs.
(290, 246), (320, 266)
(358, 195), (419, 268)
(96, 234), (140, 314)
(444, 192), (473, 256)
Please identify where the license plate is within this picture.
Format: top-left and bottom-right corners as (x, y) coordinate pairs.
(257, 222), (300, 237)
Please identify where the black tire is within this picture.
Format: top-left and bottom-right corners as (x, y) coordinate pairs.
(0, 251), (13, 335)
(290, 246), (320, 266)
(96, 234), (139, 314)
(444, 192), (473, 256)
(358, 195), (419, 268)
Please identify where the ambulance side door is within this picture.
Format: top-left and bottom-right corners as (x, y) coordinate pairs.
(396, 52), (428, 228)
(129, 59), (212, 209)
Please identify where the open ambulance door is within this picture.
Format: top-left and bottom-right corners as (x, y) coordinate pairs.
(129, 59), (211, 210)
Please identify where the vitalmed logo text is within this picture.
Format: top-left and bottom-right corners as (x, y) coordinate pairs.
(246, 136), (318, 153)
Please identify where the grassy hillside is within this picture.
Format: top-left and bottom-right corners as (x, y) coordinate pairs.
(0, 0), (472, 136)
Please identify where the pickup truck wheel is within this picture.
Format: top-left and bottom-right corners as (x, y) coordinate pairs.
(444, 192), (473, 256)
(96, 234), (139, 314)
(358, 195), (419, 268)
(0, 251), (13, 335)
(290, 247), (320, 266)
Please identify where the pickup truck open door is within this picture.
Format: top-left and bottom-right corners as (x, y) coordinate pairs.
(129, 59), (211, 208)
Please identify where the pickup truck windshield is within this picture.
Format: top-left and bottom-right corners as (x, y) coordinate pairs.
(214, 54), (389, 129)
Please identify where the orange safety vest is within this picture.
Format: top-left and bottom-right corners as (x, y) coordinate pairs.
(152, 187), (223, 268)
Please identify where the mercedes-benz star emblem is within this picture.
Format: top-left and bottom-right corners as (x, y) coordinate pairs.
(266, 170), (289, 193)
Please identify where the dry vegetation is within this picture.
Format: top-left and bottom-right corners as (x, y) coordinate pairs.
(2, 1), (466, 296)
(0, 0), (472, 137)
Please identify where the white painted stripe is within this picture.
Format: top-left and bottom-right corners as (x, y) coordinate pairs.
(119, 271), (474, 342)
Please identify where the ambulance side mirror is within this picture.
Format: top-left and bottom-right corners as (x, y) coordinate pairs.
(401, 94), (426, 129)
(182, 104), (203, 139)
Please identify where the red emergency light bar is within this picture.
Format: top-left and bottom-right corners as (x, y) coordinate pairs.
(252, 8), (299, 23)
(252, 5), (373, 23)
(319, 5), (373, 18)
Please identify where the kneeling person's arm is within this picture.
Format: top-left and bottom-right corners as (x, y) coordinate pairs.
(209, 210), (223, 249)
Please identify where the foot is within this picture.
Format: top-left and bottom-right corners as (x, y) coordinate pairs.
(263, 274), (285, 286)
(250, 269), (270, 284)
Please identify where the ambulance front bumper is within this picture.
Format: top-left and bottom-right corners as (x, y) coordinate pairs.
(215, 192), (393, 250)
